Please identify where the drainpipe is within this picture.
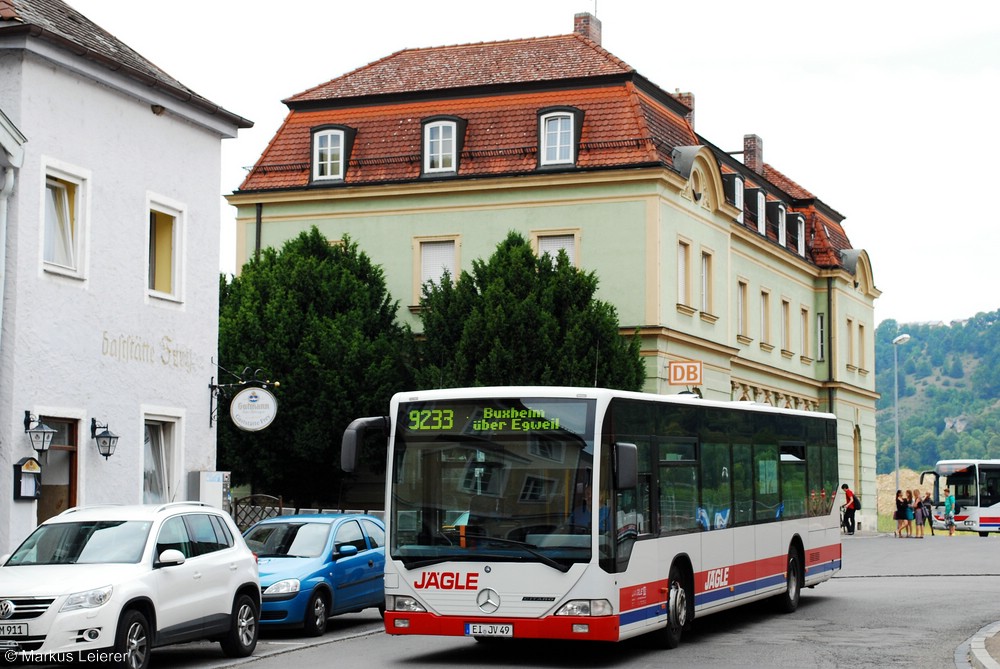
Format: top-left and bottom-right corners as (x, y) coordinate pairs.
(826, 277), (834, 412)
(254, 203), (262, 262)
(0, 167), (16, 357)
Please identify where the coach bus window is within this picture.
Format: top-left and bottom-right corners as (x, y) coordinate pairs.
(700, 442), (732, 529)
(754, 443), (779, 521)
(732, 443), (753, 525)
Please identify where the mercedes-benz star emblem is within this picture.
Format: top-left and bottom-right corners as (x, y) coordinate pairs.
(476, 588), (500, 614)
(0, 600), (15, 620)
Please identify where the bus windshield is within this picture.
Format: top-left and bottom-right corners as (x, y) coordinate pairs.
(389, 397), (597, 570)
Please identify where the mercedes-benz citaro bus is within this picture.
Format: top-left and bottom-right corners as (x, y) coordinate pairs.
(341, 387), (842, 649)
(920, 459), (1000, 536)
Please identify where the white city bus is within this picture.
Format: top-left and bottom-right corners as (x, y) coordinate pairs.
(920, 459), (1000, 536)
(342, 387), (842, 648)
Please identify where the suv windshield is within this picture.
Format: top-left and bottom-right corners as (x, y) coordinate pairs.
(389, 397), (597, 569)
(6, 521), (152, 565)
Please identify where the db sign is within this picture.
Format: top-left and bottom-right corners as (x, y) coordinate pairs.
(668, 360), (703, 386)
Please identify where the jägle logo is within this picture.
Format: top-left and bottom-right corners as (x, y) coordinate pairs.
(413, 571), (479, 590)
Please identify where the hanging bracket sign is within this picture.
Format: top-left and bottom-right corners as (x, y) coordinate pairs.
(229, 386), (278, 432)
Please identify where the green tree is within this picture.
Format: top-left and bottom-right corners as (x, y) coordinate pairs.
(217, 228), (414, 506)
(417, 231), (645, 390)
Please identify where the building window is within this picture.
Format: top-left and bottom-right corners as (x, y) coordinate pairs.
(700, 252), (713, 313)
(846, 318), (856, 368)
(148, 199), (183, 299)
(540, 111), (577, 166)
(536, 232), (577, 265)
(858, 323), (867, 370)
(413, 236), (459, 305)
(817, 313), (826, 361)
(737, 280), (748, 337)
(311, 127), (356, 181)
(424, 120), (457, 173)
(800, 308), (811, 357)
(143, 420), (175, 503)
(677, 241), (690, 307)
(781, 299), (791, 352)
(43, 164), (88, 277)
(760, 290), (771, 344)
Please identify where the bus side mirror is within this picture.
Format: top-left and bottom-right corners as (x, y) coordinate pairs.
(615, 442), (637, 489)
(341, 416), (389, 473)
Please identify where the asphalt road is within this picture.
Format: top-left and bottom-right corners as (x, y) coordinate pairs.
(141, 532), (1000, 669)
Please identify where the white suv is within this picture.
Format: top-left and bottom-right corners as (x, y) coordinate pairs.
(0, 502), (260, 669)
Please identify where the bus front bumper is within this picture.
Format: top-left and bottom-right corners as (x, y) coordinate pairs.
(385, 611), (620, 641)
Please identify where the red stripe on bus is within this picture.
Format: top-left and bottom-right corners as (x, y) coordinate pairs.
(617, 542), (841, 605)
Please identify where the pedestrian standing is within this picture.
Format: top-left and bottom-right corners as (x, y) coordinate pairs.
(841, 483), (856, 535)
(904, 489), (915, 537)
(894, 490), (908, 538)
(944, 486), (956, 537)
(911, 489), (924, 538)
(922, 492), (935, 536)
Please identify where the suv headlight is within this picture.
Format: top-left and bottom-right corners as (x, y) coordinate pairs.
(61, 585), (113, 612)
(263, 579), (300, 595)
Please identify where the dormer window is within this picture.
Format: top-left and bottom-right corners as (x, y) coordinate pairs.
(425, 121), (455, 172)
(756, 191), (766, 235)
(422, 116), (467, 175)
(795, 215), (806, 256)
(311, 125), (356, 183)
(722, 174), (744, 224)
(766, 201), (788, 246)
(538, 107), (584, 167)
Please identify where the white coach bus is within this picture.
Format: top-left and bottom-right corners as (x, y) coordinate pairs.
(342, 387), (842, 649)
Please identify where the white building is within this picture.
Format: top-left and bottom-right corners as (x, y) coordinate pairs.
(0, 0), (250, 552)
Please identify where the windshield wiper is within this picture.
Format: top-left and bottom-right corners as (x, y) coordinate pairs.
(404, 535), (570, 573)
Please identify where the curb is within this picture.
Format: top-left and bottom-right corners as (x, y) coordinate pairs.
(969, 621), (1000, 669)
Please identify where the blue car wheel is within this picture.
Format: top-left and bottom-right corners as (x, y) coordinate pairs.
(304, 590), (328, 637)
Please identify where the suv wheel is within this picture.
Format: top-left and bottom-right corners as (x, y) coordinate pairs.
(114, 609), (150, 669)
(219, 593), (259, 658)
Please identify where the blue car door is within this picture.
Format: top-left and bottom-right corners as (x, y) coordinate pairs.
(330, 519), (378, 612)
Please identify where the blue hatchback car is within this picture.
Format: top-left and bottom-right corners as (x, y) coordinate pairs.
(243, 513), (385, 636)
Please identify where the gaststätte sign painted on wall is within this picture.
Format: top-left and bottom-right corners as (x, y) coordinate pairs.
(229, 387), (278, 432)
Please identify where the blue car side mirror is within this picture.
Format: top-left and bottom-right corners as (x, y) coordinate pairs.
(336, 544), (358, 559)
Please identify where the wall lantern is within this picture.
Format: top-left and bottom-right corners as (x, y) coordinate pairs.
(24, 411), (56, 454)
(91, 418), (119, 460)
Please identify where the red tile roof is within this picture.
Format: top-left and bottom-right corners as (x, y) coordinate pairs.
(241, 83), (695, 190)
(287, 34), (634, 104)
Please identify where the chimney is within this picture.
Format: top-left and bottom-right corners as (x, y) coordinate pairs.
(744, 134), (763, 174)
(574, 12), (602, 45)
(675, 90), (695, 131)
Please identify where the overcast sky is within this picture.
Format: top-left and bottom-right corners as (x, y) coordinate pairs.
(69, 0), (1000, 326)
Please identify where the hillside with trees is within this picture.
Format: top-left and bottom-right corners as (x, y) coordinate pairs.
(875, 310), (1000, 474)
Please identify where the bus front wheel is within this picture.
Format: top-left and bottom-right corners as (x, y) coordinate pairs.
(653, 563), (690, 649)
(775, 546), (802, 613)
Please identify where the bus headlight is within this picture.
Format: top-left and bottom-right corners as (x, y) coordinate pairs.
(388, 595), (426, 612)
(555, 599), (612, 616)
